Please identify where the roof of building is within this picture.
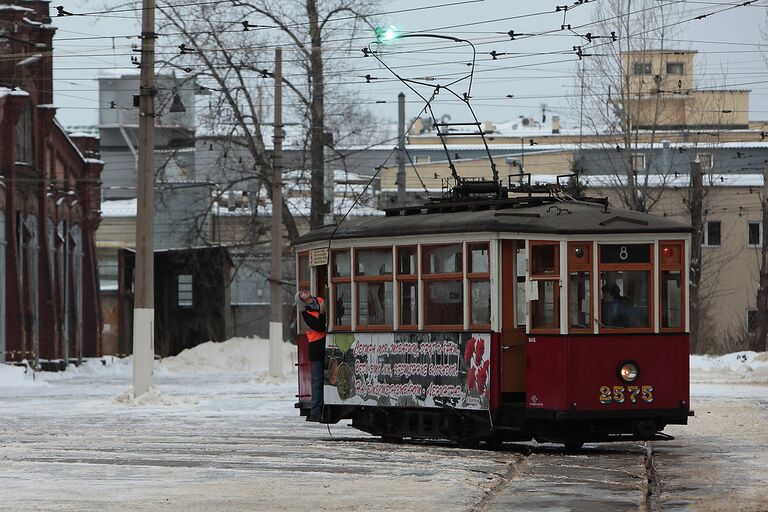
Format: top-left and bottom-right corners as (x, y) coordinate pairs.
(296, 199), (691, 245)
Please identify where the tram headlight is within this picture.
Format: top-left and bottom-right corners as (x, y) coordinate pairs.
(619, 362), (639, 383)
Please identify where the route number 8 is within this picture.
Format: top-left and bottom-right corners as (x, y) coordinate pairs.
(619, 246), (628, 260)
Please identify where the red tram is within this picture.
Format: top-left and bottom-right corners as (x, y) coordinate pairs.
(294, 191), (692, 448)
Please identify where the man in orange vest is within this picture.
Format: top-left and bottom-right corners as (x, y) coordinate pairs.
(296, 289), (326, 421)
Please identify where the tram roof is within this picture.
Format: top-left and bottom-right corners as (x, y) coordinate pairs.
(296, 200), (692, 246)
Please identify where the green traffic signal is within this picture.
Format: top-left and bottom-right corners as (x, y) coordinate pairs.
(375, 25), (401, 43)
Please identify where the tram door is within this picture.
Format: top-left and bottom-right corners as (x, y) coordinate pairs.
(501, 240), (527, 401)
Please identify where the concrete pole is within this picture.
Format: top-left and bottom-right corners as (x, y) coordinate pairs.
(323, 132), (334, 225)
(133, 0), (156, 396)
(269, 47), (283, 378)
(397, 92), (406, 206)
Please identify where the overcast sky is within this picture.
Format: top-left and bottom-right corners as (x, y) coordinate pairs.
(52, 0), (767, 130)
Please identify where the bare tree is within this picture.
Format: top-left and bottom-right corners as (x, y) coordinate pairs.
(153, 0), (378, 240)
(572, 0), (686, 212)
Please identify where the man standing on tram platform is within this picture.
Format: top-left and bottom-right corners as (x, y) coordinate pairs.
(295, 289), (326, 422)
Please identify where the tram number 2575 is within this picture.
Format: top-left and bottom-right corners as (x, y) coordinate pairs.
(599, 385), (654, 404)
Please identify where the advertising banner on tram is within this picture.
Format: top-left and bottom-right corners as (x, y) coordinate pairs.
(324, 332), (492, 410)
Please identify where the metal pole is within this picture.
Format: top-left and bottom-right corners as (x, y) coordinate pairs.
(397, 92), (406, 206)
(133, 0), (156, 396)
(269, 47), (283, 378)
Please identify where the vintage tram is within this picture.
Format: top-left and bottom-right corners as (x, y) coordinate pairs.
(294, 186), (692, 448)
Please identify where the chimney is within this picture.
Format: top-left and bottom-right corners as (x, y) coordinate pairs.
(483, 120), (496, 134)
(551, 115), (561, 134)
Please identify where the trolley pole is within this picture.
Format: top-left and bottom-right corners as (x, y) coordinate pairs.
(133, 0), (156, 396)
(397, 92), (406, 206)
(269, 47), (284, 378)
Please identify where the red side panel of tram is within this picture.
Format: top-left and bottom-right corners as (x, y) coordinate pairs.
(526, 334), (689, 412)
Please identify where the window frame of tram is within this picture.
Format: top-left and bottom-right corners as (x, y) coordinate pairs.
(467, 242), (491, 329)
(396, 245), (418, 329)
(297, 251), (310, 334)
(330, 249), (352, 330)
(567, 242), (593, 333)
(659, 240), (685, 332)
(598, 243), (654, 332)
(422, 243), (464, 330)
(529, 241), (560, 333)
(354, 246), (394, 329)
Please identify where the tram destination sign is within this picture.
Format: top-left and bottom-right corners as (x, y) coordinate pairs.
(324, 332), (491, 411)
(308, 248), (329, 266)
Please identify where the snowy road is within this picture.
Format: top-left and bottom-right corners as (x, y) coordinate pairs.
(0, 340), (766, 511)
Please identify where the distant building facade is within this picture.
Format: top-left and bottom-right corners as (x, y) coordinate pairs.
(0, 1), (103, 365)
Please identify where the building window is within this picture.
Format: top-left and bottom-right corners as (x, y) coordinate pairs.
(331, 249), (352, 329)
(15, 103), (33, 165)
(530, 241), (560, 331)
(704, 221), (721, 247)
(355, 247), (393, 327)
(414, 155), (431, 164)
(697, 153), (713, 169)
(568, 242), (592, 332)
(422, 244), (463, 328)
(397, 246), (418, 328)
(599, 244), (652, 330)
(633, 62), (652, 75)
(666, 62), (684, 75)
(748, 222), (762, 247)
(631, 153), (646, 171)
(178, 274), (193, 307)
(748, 310), (757, 334)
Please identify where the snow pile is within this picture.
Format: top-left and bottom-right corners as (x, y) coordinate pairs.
(113, 385), (196, 406)
(157, 336), (296, 379)
(690, 351), (768, 384)
(0, 364), (39, 387)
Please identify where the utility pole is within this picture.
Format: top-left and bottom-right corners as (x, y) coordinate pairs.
(397, 92), (406, 207)
(323, 132), (334, 225)
(133, 0), (156, 396)
(753, 160), (768, 352)
(269, 47), (283, 378)
(689, 158), (703, 354)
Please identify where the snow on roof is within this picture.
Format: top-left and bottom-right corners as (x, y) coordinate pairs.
(581, 173), (765, 188)
(15, 54), (41, 67)
(0, 86), (30, 98)
(101, 198), (137, 217)
(0, 5), (34, 13)
(68, 132), (99, 139)
(97, 68), (178, 80)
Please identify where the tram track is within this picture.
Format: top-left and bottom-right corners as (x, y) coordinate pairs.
(644, 443), (661, 512)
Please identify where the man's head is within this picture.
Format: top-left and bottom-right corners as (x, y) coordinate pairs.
(295, 289), (313, 306)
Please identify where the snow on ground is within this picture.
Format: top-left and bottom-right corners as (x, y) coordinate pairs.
(0, 343), (766, 511)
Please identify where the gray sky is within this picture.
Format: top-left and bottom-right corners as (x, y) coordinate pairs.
(52, 0), (767, 129)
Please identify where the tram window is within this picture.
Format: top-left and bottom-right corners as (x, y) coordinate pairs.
(600, 271), (651, 328)
(358, 281), (393, 326)
(425, 280), (463, 326)
(468, 243), (489, 273)
(471, 280), (491, 326)
(531, 280), (558, 329)
(333, 282), (352, 327)
(661, 270), (682, 329)
(398, 246), (417, 275)
(569, 272), (591, 329)
(332, 250), (351, 277)
(356, 248), (392, 276)
(298, 252), (310, 283)
(530, 242), (558, 276)
(423, 244), (462, 274)
(568, 242), (592, 331)
(399, 281), (418, 327)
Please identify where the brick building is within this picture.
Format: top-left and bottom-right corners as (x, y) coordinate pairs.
(0, 1), (103, 366)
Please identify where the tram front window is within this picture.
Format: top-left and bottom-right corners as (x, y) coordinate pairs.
(600, 271), (650, 328)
